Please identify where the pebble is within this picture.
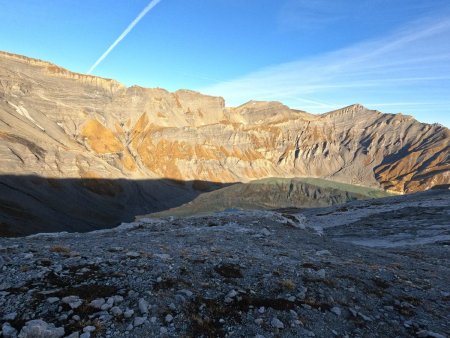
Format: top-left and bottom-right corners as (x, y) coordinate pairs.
(2, 323), (18, 338)
(403, 320), (413, 328)
(227, 289), (238, 298)
(2, 312), (17, 321)
(138, 298), (149, 314)
(47, 297), (60, 304)
(110, 306), (123, 317)
(179, 289), (193, 297)
(80, 333), (90, 338)
(101, 297), (114, 311)
(349, 308), (358, 317)
(134, 316), (146, 327)
(416, 330), (446, 338)
(254, 318), (264, 325)
(358, 312), (372, 321)
(301, 329), (316, 337)
(126, 251), (140, 258)
(154, 253), (171, 260)
(89, 298), (105, 309)
(124, 309), (134, 318)
(316, 269), (326, 279)
(113, 295), (124, 304)
(18, 320), (65, 338)
(297, 286), (308, 300)
(165, 314), (174, 323)
(83, 326), (96, 333)
(271, 317), (284, 329)
(331, 306), (342, 316)
(62, 296), (82, 309)
(65, 332), (80, 338)
(175, 294), (186, 303)
(261, 228), (271, 236)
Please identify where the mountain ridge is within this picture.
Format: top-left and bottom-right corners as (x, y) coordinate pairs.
(0, 50), (448, 192)
(0, 50), (449, 234)
(0, 51), (420, 124)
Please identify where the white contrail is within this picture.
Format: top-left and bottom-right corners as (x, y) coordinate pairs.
(88, 0), (162, 74)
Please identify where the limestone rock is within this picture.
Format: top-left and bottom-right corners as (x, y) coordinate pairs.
(18, 320), (64, 338)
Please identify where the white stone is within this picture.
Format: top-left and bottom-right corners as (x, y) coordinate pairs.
(18, 320), (64, 338)
(62, 296), (82, 309)
(126, 251), (140, 258)
(110, 306), (123, 317)
(2, 323), (18, 338)
(89, 298), (105, 309)
(165, 314), (173, 323)
(331, 306), (342, 316)
(2, 312), (17, 321)
(113, 295), (124, 304)
(65, 332), (79, 338)
(271, 317), (284, 329)
(134, 317), (146, 327)
(138, 298), (149, 314)
(124, 309), (134, 318)
(83, 326), (96, 333)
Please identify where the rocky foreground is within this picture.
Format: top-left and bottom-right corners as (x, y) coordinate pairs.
(0, 190), (449, 338)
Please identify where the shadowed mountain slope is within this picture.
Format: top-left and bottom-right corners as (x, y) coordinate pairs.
(0, 175), (225, 236)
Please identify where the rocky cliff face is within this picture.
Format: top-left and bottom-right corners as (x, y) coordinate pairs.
(0, 51), (449, 233)
(1, 51), (448, 192)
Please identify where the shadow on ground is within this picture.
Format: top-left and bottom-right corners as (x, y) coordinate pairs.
(0, 175), (231, 237)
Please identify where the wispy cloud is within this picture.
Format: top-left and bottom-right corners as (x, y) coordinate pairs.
(200, 15), (450, 124)
(277, 0), (352, 31)
(277, 0), (449, 32)
(88, 0), (162, 74)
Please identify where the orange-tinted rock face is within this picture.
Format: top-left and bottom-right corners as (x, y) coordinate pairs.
(81, 119), (124, 154)
(0, 51), (448, 193)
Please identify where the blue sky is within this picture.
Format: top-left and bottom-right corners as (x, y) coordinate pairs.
(1, 0), (449, 126)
